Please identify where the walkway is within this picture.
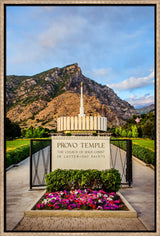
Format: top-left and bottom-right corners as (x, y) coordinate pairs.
(5, 147), (155, 232)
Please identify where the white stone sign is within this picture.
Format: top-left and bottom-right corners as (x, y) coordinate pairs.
(52, 136), (110, 170)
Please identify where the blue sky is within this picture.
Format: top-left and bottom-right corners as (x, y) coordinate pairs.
(6, 5), (155, 108)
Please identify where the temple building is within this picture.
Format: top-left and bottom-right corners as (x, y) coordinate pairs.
(57, 82), (107, 133)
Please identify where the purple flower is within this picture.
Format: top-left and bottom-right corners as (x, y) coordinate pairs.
(37, 189), (123, 211)
(103, 206), (110, 210)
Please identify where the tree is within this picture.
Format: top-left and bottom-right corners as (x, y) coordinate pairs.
(131, 125), (138, 138)
(115, 127), (119, 136)
(24, 126), (49, 138)
(142, 120), (154, 138)
(127, 130), (132, 138)
(137, 127), (143, 138)
(121, 129), (127, 137)
(6, 117), (21, 139)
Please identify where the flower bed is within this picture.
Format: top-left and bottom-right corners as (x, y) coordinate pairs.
(36, 189), (124, 211)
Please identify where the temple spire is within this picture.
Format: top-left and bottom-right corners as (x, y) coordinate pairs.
(79, 82), (85, 117)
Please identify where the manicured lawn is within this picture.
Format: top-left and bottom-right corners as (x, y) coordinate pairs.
(6, 138), (50, 152)
(6, 139), (30, 152)
(6, 138), (51, 168)
(132, 139), (154, 151)
(111, 137), (154, 152)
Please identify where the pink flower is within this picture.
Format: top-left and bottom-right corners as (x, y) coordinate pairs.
(36, 189), (123, 211)
(67, 205), (72, 210)
(114, 200), (120, 204)
(96, 206), (103, 210)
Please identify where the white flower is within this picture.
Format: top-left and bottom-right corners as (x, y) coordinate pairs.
(104, 194), (108, 198)
(42, 199), (50, 204)
(97, 193), (102, 197)
(51, 197), (57, 200)
(98, 199), (102, 203)
(107, 197), (113, 201)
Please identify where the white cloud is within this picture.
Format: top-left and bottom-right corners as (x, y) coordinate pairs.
(38, 15), (87, 49)
(108, 71), (154, 91)
(126, 94), (154, 108)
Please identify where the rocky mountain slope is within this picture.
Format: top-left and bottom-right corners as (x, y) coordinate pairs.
(136, 104), (155, 114)
(6, 63), (138, 129)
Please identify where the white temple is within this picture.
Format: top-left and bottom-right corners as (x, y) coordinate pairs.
(57, 82), (107, 133)
(79, 82), (85, 117)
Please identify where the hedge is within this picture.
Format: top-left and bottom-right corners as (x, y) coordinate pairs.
(110, 140), (155, 166)
(45, 168), (121, 193)
(6, 140), (50, 168)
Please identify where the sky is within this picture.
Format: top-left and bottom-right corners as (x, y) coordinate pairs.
(6, 5), (155, 108)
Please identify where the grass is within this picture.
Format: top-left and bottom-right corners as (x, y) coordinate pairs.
(6, 138), (51, 168)
(6, 139), (30, 151)
(132, 139), (154, 151)
(111, 137), (155, 152)
(6, 138), (50, 152)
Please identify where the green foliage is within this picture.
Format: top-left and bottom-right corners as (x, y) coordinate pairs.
(127, 130), (132, 138)
(123, 113), (155, 139)
(23, 126), (49, 138)
(132, 143), (154, 165)
(131, 125), (138, 138)
(6, 139), (30, 150)
(92, 132), (98, 136)
(121, 129), (127, 137)
(6, 140), (51, 168)
(45, 169), (121, 192)
(111, 139), (155, 166)
(112, 112), (155, 139)
(119, 127), (122, 136)
(132, 139), (154, 150)
(6, 118), (21, 139)
(142, 119), (155, 139)
(66, 133), (71, 136)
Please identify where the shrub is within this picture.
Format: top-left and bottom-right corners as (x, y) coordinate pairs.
(45, 169), (121, 193)
(6, 140), (50, 168)
(111, 139), (155, 166)
(132, 143), (154, 165)
(6, 145), (30, 168)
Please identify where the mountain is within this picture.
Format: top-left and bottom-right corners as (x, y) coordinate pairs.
(136, 104), (155, 114)
(6, 63), (138, 129)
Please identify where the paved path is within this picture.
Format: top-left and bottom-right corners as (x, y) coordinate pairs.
(5, 146), (155, 232)
(6, 157), (45, 231)
(14, 216), (146, 231)
(120, 156), (155, 231)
